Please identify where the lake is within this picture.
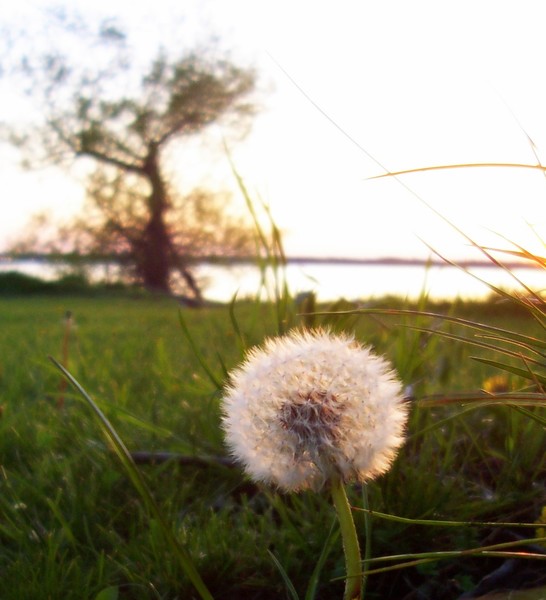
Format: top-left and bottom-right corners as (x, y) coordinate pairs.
(200, 261), (544, 302)
(2, 257), (542, 302)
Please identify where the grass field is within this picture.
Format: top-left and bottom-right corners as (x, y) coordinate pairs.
(0, 291), (545, 599)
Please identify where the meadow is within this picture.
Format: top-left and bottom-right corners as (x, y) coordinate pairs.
(0, 286), (545, 599)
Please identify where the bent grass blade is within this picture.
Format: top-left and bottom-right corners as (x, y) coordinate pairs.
(49, 356), (214, 600)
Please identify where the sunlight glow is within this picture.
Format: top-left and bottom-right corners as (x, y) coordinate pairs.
(2, 0), (546, 296)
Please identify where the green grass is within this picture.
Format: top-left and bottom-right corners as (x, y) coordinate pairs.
(0, 293), (545, 599)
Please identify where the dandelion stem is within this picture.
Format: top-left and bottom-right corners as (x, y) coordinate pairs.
(331, 478), (362, 600)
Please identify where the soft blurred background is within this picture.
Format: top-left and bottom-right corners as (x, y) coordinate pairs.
(2, 0), (546, 301)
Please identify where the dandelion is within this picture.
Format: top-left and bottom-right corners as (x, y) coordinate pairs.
(221, 328), (409, 600)
(222, 328), (408, 492)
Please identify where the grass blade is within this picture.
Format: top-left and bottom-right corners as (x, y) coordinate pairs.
(367, 161), (546, 179)
(304, 516), (339, 600)
(49, 356), (214, 600)
(471, 356), (546, 386)
(360, 534), (546, 576)
(178, 310), (223, 390)
(353, 508), (544, 530)
(315, 307), (546, 350)
(267, 549), (300, 600)
(507, 404), (546, 427)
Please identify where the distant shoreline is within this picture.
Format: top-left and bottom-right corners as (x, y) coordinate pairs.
(0, 254), (540, 270)
(262, 256), (541, 270)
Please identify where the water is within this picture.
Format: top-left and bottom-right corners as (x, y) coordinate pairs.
(200, 262), (544, 302)
(3, 258), (539, 302)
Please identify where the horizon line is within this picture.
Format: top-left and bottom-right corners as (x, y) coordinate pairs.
(0, 253), (541, 270)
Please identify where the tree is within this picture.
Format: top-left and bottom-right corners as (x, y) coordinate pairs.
(3, 17), (257, 300)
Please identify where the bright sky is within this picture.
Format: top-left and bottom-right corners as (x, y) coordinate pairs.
(2, 0), (546, 264)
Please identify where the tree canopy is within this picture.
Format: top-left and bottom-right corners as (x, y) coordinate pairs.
(3, 16), (258, 301)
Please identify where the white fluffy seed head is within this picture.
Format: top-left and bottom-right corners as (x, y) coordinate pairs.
(221, 328), (409, 492)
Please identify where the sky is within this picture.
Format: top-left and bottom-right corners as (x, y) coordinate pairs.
(2, 0), (546, 265)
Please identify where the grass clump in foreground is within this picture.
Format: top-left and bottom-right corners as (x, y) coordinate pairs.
(0, 283), (545, 599)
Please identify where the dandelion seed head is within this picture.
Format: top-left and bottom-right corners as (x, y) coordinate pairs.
(221, 328), (409, 492)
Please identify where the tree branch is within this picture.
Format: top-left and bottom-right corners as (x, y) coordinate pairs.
(76, 147), (145, 175)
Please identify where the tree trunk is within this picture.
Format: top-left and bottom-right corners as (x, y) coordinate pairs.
(140, 214), (171, 293)
(134, 142), (204, 302)
(139, 143), (173, 293)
